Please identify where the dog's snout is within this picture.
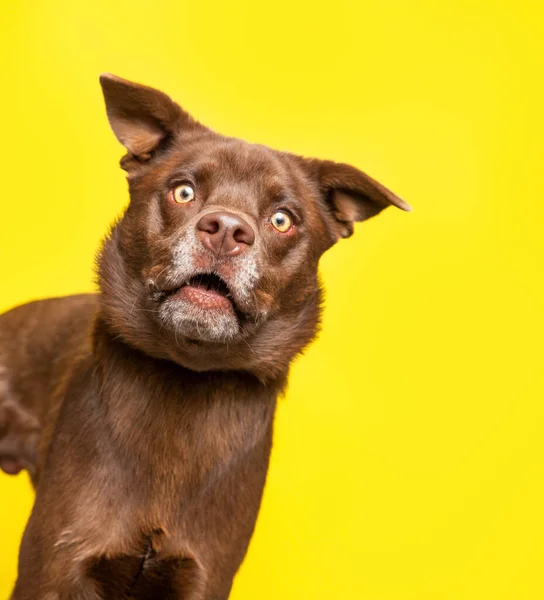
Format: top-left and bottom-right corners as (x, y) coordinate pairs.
(196, 212), (255, 257)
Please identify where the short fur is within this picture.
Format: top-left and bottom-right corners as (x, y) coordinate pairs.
(0, 74), (410, 599)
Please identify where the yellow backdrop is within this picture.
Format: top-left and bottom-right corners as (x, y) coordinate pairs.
(1, 1), (543, 598)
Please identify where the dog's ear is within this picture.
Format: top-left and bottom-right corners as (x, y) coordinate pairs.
(304, 158), (411, 241)
(99, 74), (202, 169)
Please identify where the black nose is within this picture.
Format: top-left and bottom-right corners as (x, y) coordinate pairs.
(196, 211), (255, 257)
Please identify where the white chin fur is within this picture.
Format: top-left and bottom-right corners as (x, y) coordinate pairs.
(159, 298), (240, 343)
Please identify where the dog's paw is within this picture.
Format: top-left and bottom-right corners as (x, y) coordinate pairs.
(0, 366), (40, 476)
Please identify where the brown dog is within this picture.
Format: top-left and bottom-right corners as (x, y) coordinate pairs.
(0, 75), (410, 599)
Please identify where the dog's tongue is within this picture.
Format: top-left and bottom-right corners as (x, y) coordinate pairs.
(177, 283), (234, 312)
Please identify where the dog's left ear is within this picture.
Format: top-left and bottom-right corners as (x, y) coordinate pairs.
(99, 74), (202, 168)
(305, 158), (412, 241)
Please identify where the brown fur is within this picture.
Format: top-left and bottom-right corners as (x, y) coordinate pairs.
(0, 74), (410, 599)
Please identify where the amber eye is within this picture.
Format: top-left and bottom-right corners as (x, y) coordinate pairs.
(172, 184), (195, 204)
(270, 211), (293, 233)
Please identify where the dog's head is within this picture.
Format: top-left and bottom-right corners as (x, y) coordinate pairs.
(97, 75), (410, 381)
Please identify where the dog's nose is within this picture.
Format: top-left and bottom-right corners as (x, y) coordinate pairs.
(196, 211), (255, 257)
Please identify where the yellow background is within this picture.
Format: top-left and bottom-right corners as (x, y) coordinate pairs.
(1, 1), (543, 598)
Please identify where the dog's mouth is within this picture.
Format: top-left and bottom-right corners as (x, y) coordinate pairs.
(152, 268), (259, 343)
(163, 273), (236, 314)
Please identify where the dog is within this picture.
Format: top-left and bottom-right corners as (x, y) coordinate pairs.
(0, 74), (410, 599)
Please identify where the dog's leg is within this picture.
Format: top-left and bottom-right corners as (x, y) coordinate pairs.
(13, 513), (208, 600)
(204, 587), (233, 600)
(0, 365), (40, 481)
(11, 582), (102, 600)
(11, 561), (103, 600)
(10, 504), (104, 600)
(11, 557), (103, 600)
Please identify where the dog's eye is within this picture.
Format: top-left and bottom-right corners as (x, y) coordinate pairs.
(171, 184), (195, 204)
(270, 211), (293, 233)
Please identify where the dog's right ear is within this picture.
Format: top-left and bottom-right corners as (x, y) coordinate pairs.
(99, 74), (202, 170)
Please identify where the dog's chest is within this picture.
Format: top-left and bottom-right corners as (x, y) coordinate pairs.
(90, 371), (275, 525)
(49, 353), (278, 588)
(110, 383), (274, 487)
(53, 391), (274, 593)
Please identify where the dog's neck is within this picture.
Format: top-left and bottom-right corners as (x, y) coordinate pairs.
(91, 316), (281, 491)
